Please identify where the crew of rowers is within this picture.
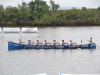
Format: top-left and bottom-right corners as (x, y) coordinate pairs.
(19, 37), (93, 46)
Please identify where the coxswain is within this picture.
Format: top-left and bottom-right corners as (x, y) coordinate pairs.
(87, 37), (93, 44)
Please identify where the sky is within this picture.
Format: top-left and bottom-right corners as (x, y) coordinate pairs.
(0, 0), (100, 8)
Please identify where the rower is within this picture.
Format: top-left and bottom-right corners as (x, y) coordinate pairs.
(62, 40), (68, 46)
(70, 40), (73, 46)
(19, 39), (25, 45)
(53, 40), (60, 46)
(87, 37), (93, 44)
(70, 40), (77, 46)
(44, 40), (52, 46)
(28, 40), (31, 47)
(37, 40), (43, 46)
(30, 40), (35, 45)
(19, 39), (21, 45)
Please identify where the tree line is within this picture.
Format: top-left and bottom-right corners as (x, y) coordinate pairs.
(0, 0), (100, 26)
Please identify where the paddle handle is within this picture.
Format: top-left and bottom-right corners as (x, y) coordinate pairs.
(81, 39), (82, 44)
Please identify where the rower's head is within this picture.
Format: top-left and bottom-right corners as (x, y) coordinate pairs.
(45, 40), (46, 42)
(19, 39), (21, 41)
(70, 40), (72, 42)
(62, 40), (64, 42)
(90, 37), (92, 39)
(28, 40), (31, 42)
(53, 40), (56, 42)
(37, 40), (39, 42)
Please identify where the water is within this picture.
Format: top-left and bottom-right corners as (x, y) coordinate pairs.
(0, 26), (100, 75)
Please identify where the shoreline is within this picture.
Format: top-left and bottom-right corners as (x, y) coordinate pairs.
(0, 24), (100, 27)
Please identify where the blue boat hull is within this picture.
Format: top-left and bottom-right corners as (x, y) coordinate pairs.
(8, 42), (96, 50)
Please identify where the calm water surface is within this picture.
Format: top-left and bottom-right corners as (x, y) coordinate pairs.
(0, 26), (100, 75)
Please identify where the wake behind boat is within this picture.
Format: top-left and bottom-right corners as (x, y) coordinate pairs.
(8, 41), (96, 50)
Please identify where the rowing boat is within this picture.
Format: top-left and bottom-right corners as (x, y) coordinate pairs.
(4, 27), (20, 33)
(8, 42), (96, 50)
(22, 27), (37, 33)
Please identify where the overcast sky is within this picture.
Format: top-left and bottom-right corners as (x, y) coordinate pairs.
(0, 0), (100, 8)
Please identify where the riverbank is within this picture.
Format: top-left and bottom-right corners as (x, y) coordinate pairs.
(0, 0), (100, 27)
(0, 24), (100, 27)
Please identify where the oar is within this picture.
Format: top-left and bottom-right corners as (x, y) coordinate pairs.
(79, 39), (82, 48)
(96, 45), (100, 48)
(81, 39), (82, 45)
(77, 40), (82, 49)
(86, 39), (88, 41)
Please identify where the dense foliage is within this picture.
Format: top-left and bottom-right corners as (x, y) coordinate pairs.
(0, 0), (100, 26)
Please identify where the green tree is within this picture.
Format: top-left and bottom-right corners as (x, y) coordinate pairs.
(50, 0), (60, 11)
(0, 0), (100, 26)
(97, 6), (100, 10)
(0, 5), (5, 25)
